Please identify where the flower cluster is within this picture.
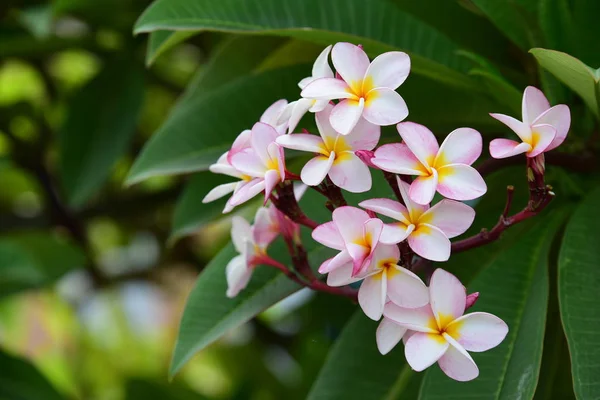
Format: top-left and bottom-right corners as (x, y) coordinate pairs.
(202, 42), (571, 382)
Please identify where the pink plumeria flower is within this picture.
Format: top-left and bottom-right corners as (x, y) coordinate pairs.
(372, 122), (486, 205)
(279, 45), (334, 133)
(383, 269), (508, 381)
(228, 122), (286, 208)
(276, 103), (380, 192)
(301, 42), (410, 135)
(360, 179), (475, 262)
(202, 151), (251, 213)
(489, 86), (571, 159)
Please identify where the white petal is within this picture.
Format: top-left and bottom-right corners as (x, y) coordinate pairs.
(396, 122), (439, 169)
(363, 88), (408, 126)
(312, 221), (345, 250)
(429, 269), (466, 328)
(490, 113), (532, 143)
(301, 77), (353, 100)
(231, 216), (252, 253)
(225, 255), (253, 298)
(383, 303), (437, 333)
(358, 273), (387, 321)
(312, 44), (334, 79)
(331, 42), (370, 91)
(418, 199), (475, 238)
(386, 266), (429, 308)
(407, 223), (450, 262)
(285, 98), (314, 134)
(404, 332), (449, 372)
(202, 182), (238, 203)
(446, 312), (509, 352)
(328, 153), (372, 193)
(438, 334), (479, 381)
(300, 153), (335, 186)
(522, 86), (550, 126)
(330, 98), (365, 135)
(435, 128), (482, 166)
(365, 51), (411, 89)
(376, 317), (407, 355)
(277, 133), (324, 153)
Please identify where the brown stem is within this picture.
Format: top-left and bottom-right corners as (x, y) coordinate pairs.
(314, 177), (347, 209)
(271, 183), (319, 230)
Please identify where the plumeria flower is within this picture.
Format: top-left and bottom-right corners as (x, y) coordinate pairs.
(276, 103), (380, 192)
(228, 122), (286, 208)
(360, 179), (475, 262)
(489, 86), (571, 159)
(372, 122), (486, 205)
(202, 151), (250, 213)
(279, 45), (334, 133)
(301, 42), (410, 135)
(383, 269), (508, 381)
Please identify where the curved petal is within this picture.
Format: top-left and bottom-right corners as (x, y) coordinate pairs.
(371, 143), (427, 175)
(358, 273), (387, 321)
(528, 124), (556, 157)
(489, 113), (531, 142)
(312, 44), (334, 79)
(230, 148), (266, 178)
(380, 223), (412, 244)
(326, 261), (360, 287)
(202, 182), (238, 203)
(533, 104), (571, 151)
(365, 51), (411, 89)
(329, 153), (372, 193)
(429, 268), (466, 328)
(312, 221), (345, 250)
(225, 255), (252, 298)
(408, 223), (450, 262)
(387, 266), (430, 308)
(344, 117), (381, 150)
(438, 335), (479, 382)
(229, 179), (266, 206)
(300, 153), (335, 186)
(301, 77), (353, 100)
(252, 207), (277, 248)
(315, 102), (339, 143)
(276, 133), (324, 154)
(209, 153), (242, 178)
(435, 128), (482, 167)
(419, 199), (475, 238)
(489, 139), (531, 159)
(330, 98), (365, 135)
(231, 216), (252, 253)
(228, 129), (252, 163)
(383, 303), (437, 333)
(376, 317), (408, 355)
(251, 122), (280, 164)
(397, 178), (429, 221)
(319, 249), (353, 274)
(437, 164), (487, 201)
(370, 242), (400, 268)
(446, 312), (509, 352)
(404, 332), (449, 372)
(261, 99), (288, 125)
(331, 42), (370, 92)
(409, 169), (438, 205)
(332, 206), (371, 245)
(310, 98), (329, 113)
(263, 169), (282, 203)
(363, 88), (408, 126)
(522, 86), (550, 125)
(285, 98), (314, 134)
(396, 122), (439, 168)
(359, 198), (409, 224)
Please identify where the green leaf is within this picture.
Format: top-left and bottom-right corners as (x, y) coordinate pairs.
(571, 0), (600, 67)
(419, 212), (567, 399)
(530, 48), (600, 118)
(307, 311), (414, 400)
(125, 378), (206, 400)
(146, 31), (197, 66)
(59, 56), (145, 207)
(539, 0), (573, 52)
(558, 186), (600, 399)
(0, 349), (65, 400)
(134, 0), (478, 90)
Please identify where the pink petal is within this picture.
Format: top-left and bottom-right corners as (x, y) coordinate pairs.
(365, 51), (411, 89)
(359, 198), (410, 224)
(435, 128), (482, 166)
(371, 143), (427, 175)
(396, 178), (429, 221)
(312, 221), (345, 250)
(358, 273), (387, 320)
(404, 332), (449, 372)
(528, 124), (556, 157)
(285, 98), (314, 134)
(300, 153), (335, 186)
(226, 255), (252, 298)
(311, 45), (334, 79)
(446, 312), (509, 352)
(263, 169), (281, 203)
(437, 164), (487, 201)
(210, 152), (242, 178)
(332, 206), (371, 245)
(252, 207), (278, 248)
(261, 99), (288, 125)
(408, 223), (450, 262)
(329, 153), (372, 193)
(228, 129), (252, 163)
(370, 242), (400, 268)
(229, 178), (266, 206)
(319, 249), (353, 274)
(376, 317), (408, 355)
(230, 148), (267, 177)
(533, 104), (570, 151)
(489, 139), (531, 159)
(330, 98), (365, 135)
(344, 117), (381, 150)
(429, 268), (466, 327)
(251, 122), (280, 165)
(383, 303), (437, 333)
(326, 261), (360, 287)
(387, 266), (429, 308)
(231, 216), (252, 253)
(315, 103), (339, 143)
(438, 335), (479, 381)
(331, 42), (370, 92)
(409, 170), (438, 205)
(380, 223), (413, 244)
(276, 133), (324, 154)
(396, 122), (439, 168)
(522, 86), (550, 126)
(419, 199), (475, 239)
(301, 77), (353, 100)
(202, 182), (238, 203)
(489, 113), (531, 143)
(363, 88), (408, 126)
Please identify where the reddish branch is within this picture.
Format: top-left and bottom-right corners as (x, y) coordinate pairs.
(271, 182), (319, 230)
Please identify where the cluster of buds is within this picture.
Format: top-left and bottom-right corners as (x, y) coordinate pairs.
(202, 42), (571, 381)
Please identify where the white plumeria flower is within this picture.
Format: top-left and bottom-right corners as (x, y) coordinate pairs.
(383, 269), (509, 382)
(260, 99), (290, 135)
(279, 45), (334, 133)
(490, 86), (571, 158)
(202, 151), (250, 213)
(301, 42), (410, 135)
(359, 179), (475, 262)
(276, 103), (380, 192)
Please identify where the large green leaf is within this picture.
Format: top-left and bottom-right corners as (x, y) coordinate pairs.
(530, 48), (600, 118)
(125, 378), (206, 400)
(134, 0), (478, 90)
(146, 31), (197, 66)
(558, 186), (600, 399)
(418, 212), (566, 399)
(59, 56), (145, 207)
(0, 349), (65, 400)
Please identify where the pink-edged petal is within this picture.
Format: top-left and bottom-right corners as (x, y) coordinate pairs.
(228, 129), (252, 163)
(395, 179), (428, 222)
(404, 332), (449, 372)
(251, 207), (277, 248)
(363, 88), (408, 126)
(533, 104), (570, 151)
(380, 223), (413, 245)
(312, 44), (334, 79)
(276, 133), (324, 154)
(376, 317), (408, 355)
(319, 250), (353, 274)
(330, 98), (365, 135)
(329, 153), (372, 193)
(312, 221), (345, 250)
(438, 334), (479, 381)
(251, 122), (280, 164)
(285, 98), (314, 134)
(435, 128), (482, 167)
(346, 243), (370, 274)
(359, 198), (410, 224)
(331, 42), (370, 92)
(522, 86), (550, 126)
(332, 206), (371, 245)
(229, 179), (266, 206)
(363, 218), (384, 249)
(408, 223), (450, 262)
(315, 102), (339, 143)
(437, 164), (487, 201)
(225, 255), (252, 298)
(370, 242), (400, 268)
(383, 303), (438, 333)
(402, 329), (416, 345)
(528, 123), (556, 157)
(231, 216), (252, 253)
(263, 169), (281, 203)
(326, 261), (360, 287)
(409, 170), (438, 205)
(358, 272), (387, 320)
(344, 117), (381, 150)
(310, 99), (329, 113)
(300, 153), (335, 186)
(301, 77), (354, 100)
(387, 266), (429, 308)
(210, 152), (242, 178)
(260, 99), (288, 125)
(270, 142), (286, 179)
(371, 143), (427, 176)
(365, 51), (411, 89)
(489, 139), (531, 159)
(429, 268), (466, 328)
(230, 148), (266, 178)
(419, 199), (475, 238)
(202, 182), (238, 203)
(446, 312), (509, 352)
(396, 122), (439, 168)
(490, 113), (531, 142)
